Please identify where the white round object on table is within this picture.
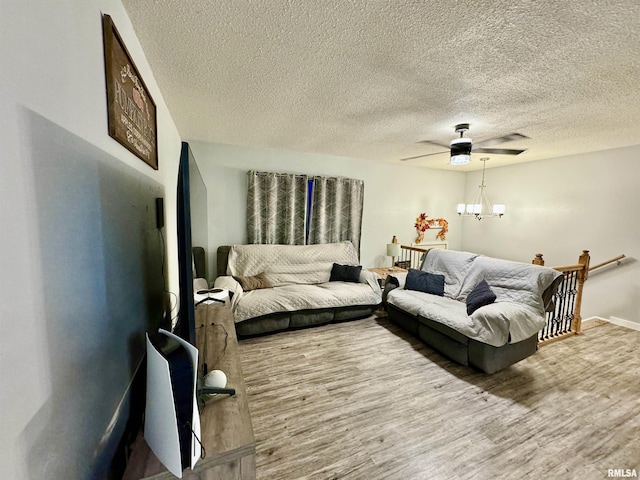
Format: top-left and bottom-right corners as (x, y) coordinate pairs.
(204, 369), (227, 388)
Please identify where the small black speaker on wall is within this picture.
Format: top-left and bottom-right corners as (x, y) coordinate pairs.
(156, 197), (164, 229)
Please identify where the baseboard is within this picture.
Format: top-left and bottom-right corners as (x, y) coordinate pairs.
(582, 315), (640, 332)
(581, 316), (608, 330)
(608, 316), (640, 332)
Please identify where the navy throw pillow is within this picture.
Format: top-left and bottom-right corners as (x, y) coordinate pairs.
(466, 279), (497, 315)
(404, 268), (445, 296)
(330, 263), (362, 283)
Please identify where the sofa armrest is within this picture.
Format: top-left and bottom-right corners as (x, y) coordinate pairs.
(213, 275), (244, 310)
(360, 269), (381, 290)
(381, 272), (410, 306)
(471, 301), (546, 346)
(388, 272), (408, 288)
(382, 280), (397, 307)
(542, 275), (564, 312)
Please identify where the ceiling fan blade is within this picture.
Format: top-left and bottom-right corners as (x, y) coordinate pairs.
(400, 150), (448, 161)
(474, 133), (529, 148)
(473, 147), (527, 156)
(418, 139), (451, 149)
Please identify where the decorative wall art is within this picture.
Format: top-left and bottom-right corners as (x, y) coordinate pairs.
(414, 213), (448, 243)
(102, 14), (158, 169)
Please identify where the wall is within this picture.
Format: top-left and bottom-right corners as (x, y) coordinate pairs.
(0, 1), (181, 478)
(188, 141), (466, 279)
(191, 140), (639, 324)
(460, 146), (640, 324)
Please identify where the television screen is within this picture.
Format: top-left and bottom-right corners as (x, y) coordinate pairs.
(174, 142), (207, 344)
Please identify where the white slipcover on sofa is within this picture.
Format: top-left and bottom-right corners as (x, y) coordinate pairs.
(385, 249), (563, 373)
(215, 241), (382, 336)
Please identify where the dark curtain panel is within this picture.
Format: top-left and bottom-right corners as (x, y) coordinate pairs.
(246, 171), (309, 245)
(308, 176), (364, 252)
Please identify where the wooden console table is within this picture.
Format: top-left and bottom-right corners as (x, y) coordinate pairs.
(123, 301), (255, 479)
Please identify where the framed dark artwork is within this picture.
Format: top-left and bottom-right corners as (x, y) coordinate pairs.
(102, 14), (158, 170)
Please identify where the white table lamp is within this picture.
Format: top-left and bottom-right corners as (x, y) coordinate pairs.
(386, 242), (401, 270)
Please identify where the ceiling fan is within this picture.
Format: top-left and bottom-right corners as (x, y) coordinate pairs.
(400, 123), (529, 163)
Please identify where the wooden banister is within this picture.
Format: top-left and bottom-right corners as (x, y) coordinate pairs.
(396, 244), (429, 270)
(400, 244), (428, 253)
(589, 254), (626, 272)
(551, 263), (584, 272)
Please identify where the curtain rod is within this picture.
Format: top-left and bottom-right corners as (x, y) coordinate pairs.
(248, 170), (363, 182)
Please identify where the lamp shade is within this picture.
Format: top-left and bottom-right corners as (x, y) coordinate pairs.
(493, 204), (506, 215)
(386, 243), (401, 257)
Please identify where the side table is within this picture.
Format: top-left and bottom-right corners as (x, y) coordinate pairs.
(368, 267), (407, 287)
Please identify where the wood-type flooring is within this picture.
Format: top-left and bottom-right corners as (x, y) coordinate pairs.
(238, 316), (640, 480)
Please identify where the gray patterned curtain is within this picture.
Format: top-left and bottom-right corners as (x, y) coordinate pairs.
(308, 176), (364, 252)
(246, 171), (309, 245)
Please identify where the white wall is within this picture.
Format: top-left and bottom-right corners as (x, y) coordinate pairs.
(0, 1), (181, 478)
(460, 146), (640, 324)
(188, 141), (466, 278)
(191, 141), (639, 324)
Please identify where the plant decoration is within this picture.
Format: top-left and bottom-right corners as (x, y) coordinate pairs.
(414, 213), (449, 243)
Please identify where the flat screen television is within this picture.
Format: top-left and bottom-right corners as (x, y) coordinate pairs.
(144, 142), (212, 477)
(173, 142), (207, 344)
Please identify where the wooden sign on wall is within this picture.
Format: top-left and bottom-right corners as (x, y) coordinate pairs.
(102, 14), (158, 170)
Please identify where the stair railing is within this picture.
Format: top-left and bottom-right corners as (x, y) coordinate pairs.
(396, 245), (428, 270)
(588, 254), (626, 272)
(533, 250), (590, 345)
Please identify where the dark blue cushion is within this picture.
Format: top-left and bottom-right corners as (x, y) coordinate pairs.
(466, 279), (497, 315)
(404, 268), (445, 296)
(330, 263), (362, 283)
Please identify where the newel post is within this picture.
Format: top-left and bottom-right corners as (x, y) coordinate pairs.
(572, 250), (591, 334)
(532, 253), (545, 266)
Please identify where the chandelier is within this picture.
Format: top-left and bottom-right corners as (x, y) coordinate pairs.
(457, 158), (505, 220)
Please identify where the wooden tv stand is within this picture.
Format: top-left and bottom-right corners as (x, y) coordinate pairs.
(123, 302), (255, 479)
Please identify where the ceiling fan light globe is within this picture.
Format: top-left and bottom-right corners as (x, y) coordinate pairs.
(450, 154), (470, 165)
(450, 137), (472, 165)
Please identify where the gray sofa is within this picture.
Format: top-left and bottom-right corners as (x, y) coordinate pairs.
(214, 242), (382, 337)
(384, 249), (563, 373)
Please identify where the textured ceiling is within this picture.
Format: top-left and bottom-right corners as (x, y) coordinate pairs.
(122, 0), (640, 170)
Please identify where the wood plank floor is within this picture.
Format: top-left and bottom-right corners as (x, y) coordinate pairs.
(238, 316), (640, 480)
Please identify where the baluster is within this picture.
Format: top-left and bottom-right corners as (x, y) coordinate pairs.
(565, 271), (579, 335)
